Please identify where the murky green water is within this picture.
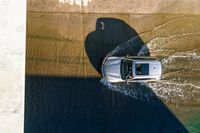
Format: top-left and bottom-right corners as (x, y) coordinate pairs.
(172, 106), (200, 133)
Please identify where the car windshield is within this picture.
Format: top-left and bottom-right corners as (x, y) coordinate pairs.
(121, 59), (132, 80)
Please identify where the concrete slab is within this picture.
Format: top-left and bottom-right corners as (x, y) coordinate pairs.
(28, 0), (82, 12)
(83, 0), (200, 14)
(26, 13), (86, 76)
(128, 14), (200, 56)
(28, 0), (200, 15)
(26, 13), (200, 76)
(0, 0), (26, 132)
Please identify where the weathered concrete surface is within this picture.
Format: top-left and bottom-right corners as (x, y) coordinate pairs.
(28, 0), (82, 12)
(26, 13), (97, 77)
(0, 0), (26, 133)
(28, 0), (200, 14)
(129, 15), (200, 57)
(83, 0), (200, 14)
(26, 13), (200, 77)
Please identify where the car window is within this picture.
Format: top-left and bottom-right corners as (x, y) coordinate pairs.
(121, 59), (132, 80)
(135, 63), (149, 75)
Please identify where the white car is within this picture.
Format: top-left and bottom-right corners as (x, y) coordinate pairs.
(101, 55), (162, 83)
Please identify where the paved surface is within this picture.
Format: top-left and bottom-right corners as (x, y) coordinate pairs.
(26, 13), (200, 77)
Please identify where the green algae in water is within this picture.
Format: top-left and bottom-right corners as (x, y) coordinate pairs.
(185, 113), (200, 133)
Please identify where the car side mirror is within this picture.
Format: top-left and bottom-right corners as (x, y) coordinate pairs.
(126, 55), (129, 59)
(125, 75), (129, 84)
(126, 79), (129, 84)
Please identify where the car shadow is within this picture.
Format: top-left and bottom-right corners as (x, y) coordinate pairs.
(85, 18), (149, 74)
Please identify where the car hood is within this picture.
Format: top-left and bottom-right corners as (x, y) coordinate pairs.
(104, 57), (122, 80)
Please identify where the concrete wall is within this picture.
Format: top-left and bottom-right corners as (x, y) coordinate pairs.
(0, 0), (26, 133)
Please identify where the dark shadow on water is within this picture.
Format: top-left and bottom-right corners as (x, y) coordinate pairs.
(25, 76), (188, 133)
(85, 18), (148, 74)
